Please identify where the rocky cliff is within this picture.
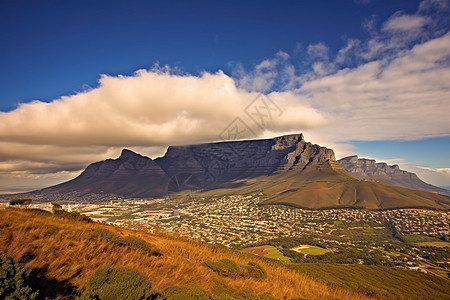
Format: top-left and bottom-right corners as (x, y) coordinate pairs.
(339, 156), (450, 196)
(155, 133), (339, 187)
(31, 134), (450, 210)
(39, 133), (340, 197)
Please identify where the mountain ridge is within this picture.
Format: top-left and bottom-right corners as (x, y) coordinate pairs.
(338, 155), (450, 197)
(8, 133), (450, 210)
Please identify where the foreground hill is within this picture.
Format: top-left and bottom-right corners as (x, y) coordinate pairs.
(0, 208), (371, 299)
(339, 156), (450, 197)
(24, 133), (450, 210)
(1, 208), (449, 299)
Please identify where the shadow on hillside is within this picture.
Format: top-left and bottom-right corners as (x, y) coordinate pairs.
(27, 264), (79, 299)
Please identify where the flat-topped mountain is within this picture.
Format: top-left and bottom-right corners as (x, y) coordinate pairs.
(339, 156), (450, 197)
(31, 134), (450, 210)
(155, 133), (340, 187)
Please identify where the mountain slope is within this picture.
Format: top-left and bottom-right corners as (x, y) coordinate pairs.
(339, 156), (450, 196)
(30, 133), (450, 210)
(40, 149), (169, 197)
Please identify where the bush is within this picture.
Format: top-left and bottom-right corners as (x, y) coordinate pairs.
(204, 259), (266, 280)
(53, 209), (92, 223)
(80, 266), (156, 300)
(159, 286), (212, 300)
(0, 254), (39, 300)
(204, 259), (245, 278)
(245, 262), (267, 280)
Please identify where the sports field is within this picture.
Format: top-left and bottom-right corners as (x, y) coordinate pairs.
(291, 245), (330, 255)
(242, 245), (290, 262)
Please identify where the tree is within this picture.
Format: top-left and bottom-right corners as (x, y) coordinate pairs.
(51, 203), (62, 213)
(9, 199), (32, 206)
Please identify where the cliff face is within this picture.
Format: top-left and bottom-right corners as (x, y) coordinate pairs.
(34, 134), (450, 210)
(155, 133), (339, 186)
(41, 133), (339, 197)
(339, 156), (450, 196)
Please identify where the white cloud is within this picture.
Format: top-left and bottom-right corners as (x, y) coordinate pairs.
(382, 13), (428, 32)
(300, 32), (450, 142)
(0, 69), (327, 190)
(307, 42), (330, 61)
(419, 0), (449, 13)
(381, 158), (450, 187)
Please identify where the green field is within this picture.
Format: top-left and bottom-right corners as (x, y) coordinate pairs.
(261, 245), (290, 261)
(417, 241), (450, 247)
(292, 245), (330, 255)
(242, 245), (290, 262)
(402, 234), (448, 247)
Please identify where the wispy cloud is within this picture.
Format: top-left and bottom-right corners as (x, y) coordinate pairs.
(382, 13), (427, 32)
(232, 0), (450, 144)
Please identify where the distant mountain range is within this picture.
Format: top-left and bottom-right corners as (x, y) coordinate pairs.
(339, 156), (450, 197)
(21, 133), (450, 210)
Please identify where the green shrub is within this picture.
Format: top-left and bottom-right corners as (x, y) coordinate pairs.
(80, 266), (156, 300)
(204, 259), (245, 278)
(124, 236), (156, 253)
(0, 254), (39, 300)
(53, 209), (92, 223)
(245, 262), (267, 280)
(159, 286), (212, 300)
(204, 259), (266, 280)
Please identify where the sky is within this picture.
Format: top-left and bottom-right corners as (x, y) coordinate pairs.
(0, 0), (449, 192)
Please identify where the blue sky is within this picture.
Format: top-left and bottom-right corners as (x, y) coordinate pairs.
(0, 0), (449, 191)
(0, 0), (423, 111)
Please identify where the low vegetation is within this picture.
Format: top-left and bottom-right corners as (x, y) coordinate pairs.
(0, 254), (39, 300)
(79, 266), (156, 300)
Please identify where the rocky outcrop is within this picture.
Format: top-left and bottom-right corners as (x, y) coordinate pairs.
(339, 155), (450, 196)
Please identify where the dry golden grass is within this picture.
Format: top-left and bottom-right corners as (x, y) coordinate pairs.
(0, 208), (381, 299)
